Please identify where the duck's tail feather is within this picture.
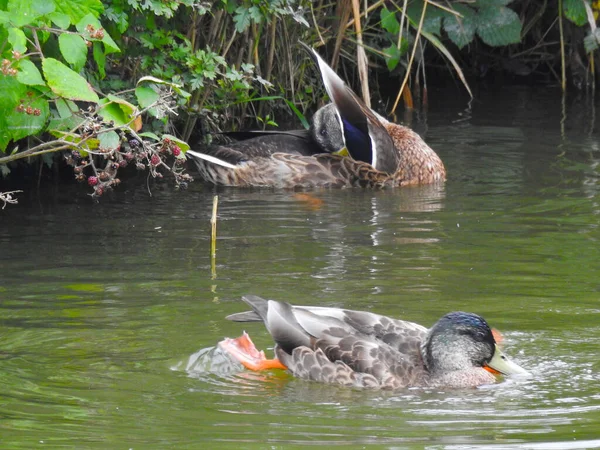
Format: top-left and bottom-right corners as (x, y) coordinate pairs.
(226, 295), (269, 322)
(226, 296), (312, 354)
(186, 149), (237, 169)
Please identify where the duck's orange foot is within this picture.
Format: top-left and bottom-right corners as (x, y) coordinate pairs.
(218, 332), (287, 371)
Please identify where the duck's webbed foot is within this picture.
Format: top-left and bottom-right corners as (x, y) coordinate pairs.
(218, 332), (287, 371)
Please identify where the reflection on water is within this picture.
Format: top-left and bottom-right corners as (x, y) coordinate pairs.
(1, 87), (600, 447)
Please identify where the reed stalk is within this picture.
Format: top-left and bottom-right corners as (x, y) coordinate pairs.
(210, 195), (218, 279)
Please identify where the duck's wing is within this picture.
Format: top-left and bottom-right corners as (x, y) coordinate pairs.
(219, 130), (325, 156)
(278, 307), (426, 388)
(300, 43), (400, 174)
(294, 306), (427, 355)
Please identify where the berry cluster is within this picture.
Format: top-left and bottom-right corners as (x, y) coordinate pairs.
(85, 24), (105, 40)
(1, 58), (17, 77)
(64, 110), (193, 198)
(16, 95), (41, 116)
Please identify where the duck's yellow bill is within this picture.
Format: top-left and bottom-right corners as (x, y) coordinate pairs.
(333, 147), (349, 157)
(484, 344), (528, 376)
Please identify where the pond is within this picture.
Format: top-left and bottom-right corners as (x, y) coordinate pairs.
(1, 86), (599, 448)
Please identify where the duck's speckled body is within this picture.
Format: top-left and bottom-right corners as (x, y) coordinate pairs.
(224, 296), (527, 389)
(187, 44), (446, 188)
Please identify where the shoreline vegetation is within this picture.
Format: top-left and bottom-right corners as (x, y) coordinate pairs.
(1, 0), (599, 203)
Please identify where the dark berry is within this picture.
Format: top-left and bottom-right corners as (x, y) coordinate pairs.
(129, 139), (140, 148)
(88, 176), (98, 186)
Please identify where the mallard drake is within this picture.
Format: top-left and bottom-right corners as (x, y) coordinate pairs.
(187, 44), (445, 188)
(221, 295), (527, 389)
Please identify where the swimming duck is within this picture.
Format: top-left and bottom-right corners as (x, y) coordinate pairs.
(221, 295), (527, 389)
(187, 44), (445, 188)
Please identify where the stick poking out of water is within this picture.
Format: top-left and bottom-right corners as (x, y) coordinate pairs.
(211, 195), (218, 278)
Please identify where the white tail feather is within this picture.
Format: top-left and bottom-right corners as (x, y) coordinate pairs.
(186, 149), (237, 169)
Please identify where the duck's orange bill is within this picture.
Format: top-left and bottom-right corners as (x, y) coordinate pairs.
(483, 365), (501, 375)
(218, 332), (287, 371)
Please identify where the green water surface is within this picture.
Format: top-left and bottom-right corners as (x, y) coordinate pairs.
(1, 87), (599, 449)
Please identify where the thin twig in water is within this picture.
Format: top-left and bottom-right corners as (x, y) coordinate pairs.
(211, 195), (219, 279)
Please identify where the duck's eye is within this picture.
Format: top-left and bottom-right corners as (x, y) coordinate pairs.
(320, 129), (327, 137)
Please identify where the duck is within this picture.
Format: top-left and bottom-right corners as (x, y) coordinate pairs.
(186, 44), (446, 188)
(220, 295), (528, 389)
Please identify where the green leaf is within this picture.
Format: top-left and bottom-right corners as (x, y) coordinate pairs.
(476, 5), (522, 46)
(135, 85), (159, 108)
(383, 44), (401, 71)
(0, 77), (25, 151)
(248, 5), (262, 23)
(48, 11), (71, 29)
(55, 0), (103, 24)
(443, 4), (477, 49)
(98, 130), (119, 151)
(0, 11), (10, 25)
(97, 95), (141, 130)
(6, 88), (50, 143)
(138, 131), (160, 141)
(55, 98), (78, 118)
(8, 28), (27, 53)
(406, 1), (449, 36)
(97, 99), (126, 125)
(92, 41), (105, 78)
(58, 34), (88, 71)
(380, 7), (400, 35)
(233, 6), (251, 32)
(135, 86), (159, 109)
(563, 0), (589, 26)
(7, 0), (55, 26)
(42, 58), (99, 103)
(137, 76), (190, 99)
(16, 59), (45, 86)
(48, 116), (86, 135)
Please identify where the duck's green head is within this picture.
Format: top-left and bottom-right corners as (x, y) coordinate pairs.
(422, 312), (527, 378)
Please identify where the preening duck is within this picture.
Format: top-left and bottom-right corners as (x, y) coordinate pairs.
(187, 44), (445, 188)
(221, 295), (527, 389)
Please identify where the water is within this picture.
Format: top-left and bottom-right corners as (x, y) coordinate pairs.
(1, 86), (599, 448)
